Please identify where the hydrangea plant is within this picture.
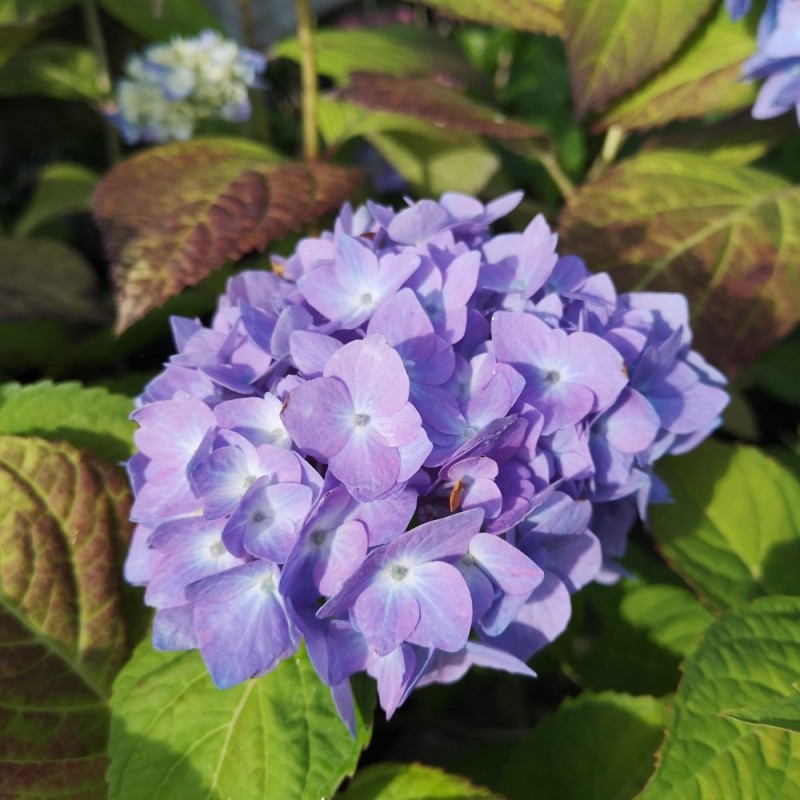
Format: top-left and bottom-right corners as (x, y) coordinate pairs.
(125, 192), (728, 730)
(108, 29), (266, 143)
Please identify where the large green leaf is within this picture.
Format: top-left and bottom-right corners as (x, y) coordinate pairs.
(651, 441), (800, 611)
(0, 21), (39, 68)
(0, 381), (135, 462)
(0, 237), (105, 324)
(340, 762), (501, 799)
(599, 4), (756, 131)
(367, 128), (500, 196)
(558, 150), (800, 374)
(563, 0), (715, 117)
(0, 42), (100, 100)
(415, 0), (564, 36)
(99, 0), (218, 39)
(15, 162), (98, 237)
(108, 640), (373, 800)
(0, 435), (133, 798)
(639, 597), (800, 799)
(721, 689), (800, 735)
(273, 25), (484, 87)
(500, 692), (667, 800)
(1, 0), (75, 20)
(93, 137), (361, 333)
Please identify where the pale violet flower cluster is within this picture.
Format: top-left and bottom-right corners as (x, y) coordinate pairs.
(109, 30), (266, 144)
(125, 193), (728, 732)
(727, 0), (800, 121)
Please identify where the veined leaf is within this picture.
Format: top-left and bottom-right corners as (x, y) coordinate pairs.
(340, 762), (501, 799)
(639, 597), (800, 799)
(0, 435), (133, 798)
(501, 692), (667, 800)
(0, 237), (105, 324)
(338, 72), (547, 141)
(599, 4), (757, 131)
(651, 441), (800, 611)
(15, 162), (98, 237)
(108, 641), (373, 800)
(414, 0), (564, 37)
(93, 137), (361, 333)
(563, 0), (716, 117)
(559, 150), (800, 374)
(721, 690), (800, 735)
(0, 381), (135, 462)
(273, 24), (484, 87)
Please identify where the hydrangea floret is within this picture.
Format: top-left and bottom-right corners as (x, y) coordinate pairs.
(108, 29), (266, 144)
(126, 192), (728, 732)
(727, 0), (800, 122)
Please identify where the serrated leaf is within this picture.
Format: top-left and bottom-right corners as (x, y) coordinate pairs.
(367, 127), (500, 197)
(0, 435), (133, 798)
(339, 72), (547, 140)
(0, 42), (100, 100)
(563, 0), (715, 117)
(639, 597), (800, 799)
(599, 4), (757, 131)
(108, 640), (373, 800)
(273, 24), (484, 87)
(500, 692), (667, 800)
(14, 162), (97, 237)
(643, 112), (798, 166)
(721, 690), (800, 735)
(415, 0), (563, 36)
(98, 0), (218, 39)
(93, 137), (361, 333)
(340, 762), (501, 800)
(0, 381), (135, 462)
(0, 237), (105, 324)
(651, 441), (800, 611)
(559, 150), (800, 374)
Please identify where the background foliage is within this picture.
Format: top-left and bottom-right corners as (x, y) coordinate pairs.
(0, 0), (798, 798)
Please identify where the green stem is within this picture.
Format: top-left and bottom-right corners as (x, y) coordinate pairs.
(537, 148), (576, 201)
(587, 124), (626, 182)
(294, 0), (319, 161)
(81, 0), (121, 165)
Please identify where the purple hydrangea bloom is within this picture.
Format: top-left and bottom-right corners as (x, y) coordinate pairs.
(125, 191), (728, 730)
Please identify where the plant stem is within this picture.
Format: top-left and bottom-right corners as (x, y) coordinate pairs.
(294, 0), (319, 161)
(81, 0), (121, 164)
(587, 124), (625, 182)
(537, 148), (576, 201)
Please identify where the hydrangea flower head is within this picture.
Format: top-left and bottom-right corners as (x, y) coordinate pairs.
(109, 29), (266, 144)
(126, 192), (728, 732)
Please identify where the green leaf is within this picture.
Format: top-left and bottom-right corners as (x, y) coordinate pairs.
(558, 150), (800, 375)
(639, 597), (800, 799)
(500, 692), (667, 800)
(273, 24), (484, 87)
(367, 128), (500, 197)
(563, 0), (716, 117)
(340, 762), (501, 800)
(338, 72), (547, 141)
(0, 21), (39, 68)
(0, 381), (135, 462)
(15, 161), (98, 237)
(92, 137), (362, 333)
(651, 440), (800, 611)
(99, 0), (219, 39)
(748, 339), (800, 406)
(0, 237), (105, 324)
(0, 0), (76, 21)
(0, 435), (133, 798)
(721, 689), (800, 735)
(599, 4), (757, 131)
(414, 0), (564, 37)
(0, 42), (101, 100)
(108, 640), (373, 800)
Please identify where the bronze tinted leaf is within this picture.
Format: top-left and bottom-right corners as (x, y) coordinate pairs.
(339, 72), (547, 141)
(416, 0), (564, 37)
(0, 435), (133, 798)
(564, 0), (716, 117)
(0, 237), (105, 324)
(559, 150), (800, 375)
(93, 138), (361, 333)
